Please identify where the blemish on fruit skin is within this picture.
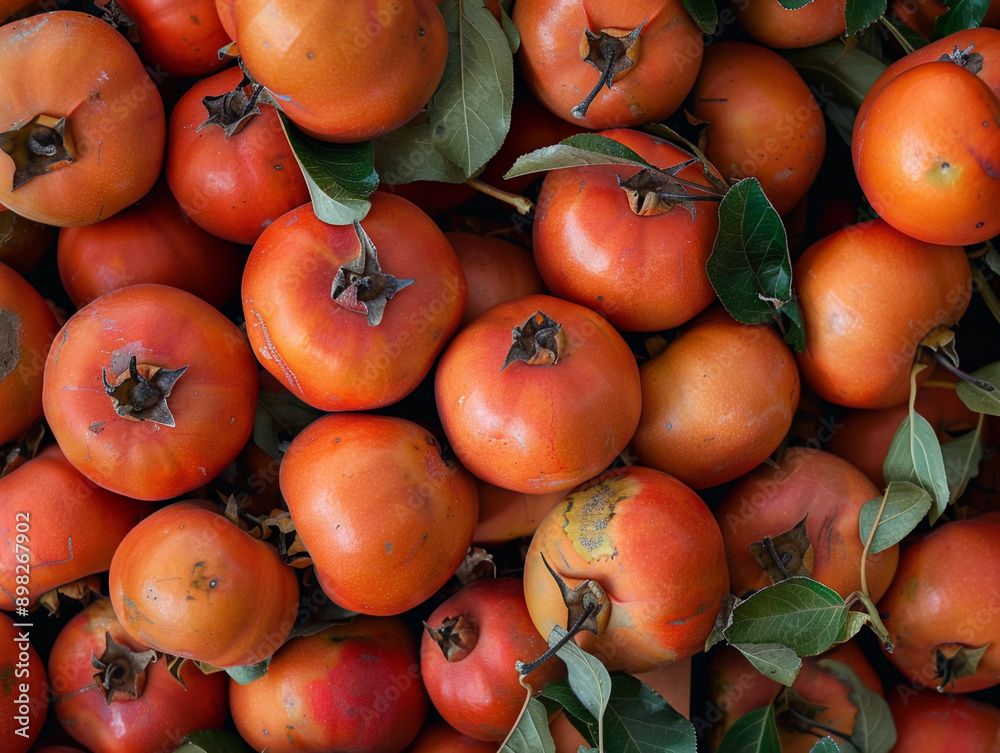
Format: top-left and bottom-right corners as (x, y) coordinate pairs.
(665, 604), (709, 625)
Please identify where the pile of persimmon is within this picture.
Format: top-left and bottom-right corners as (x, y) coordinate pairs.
(1, 1), (1000, 752)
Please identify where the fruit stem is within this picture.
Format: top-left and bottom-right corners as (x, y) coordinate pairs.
(465, 178), (534, 215)
(932, 350), (995, 392)
(515, 599), (599, 677)
(763, 535), (793, 580)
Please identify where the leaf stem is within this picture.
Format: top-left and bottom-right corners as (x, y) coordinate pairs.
(860, 485), (889, 599)
(516, 601), (599, 676)
(932, 350), (995, 391)
(465, 178), (535, 215)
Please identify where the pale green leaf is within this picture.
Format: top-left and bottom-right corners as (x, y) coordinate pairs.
(549, 625), (612, 727)
(734, 643), (802, 686)
(882, 413), (950, 522)
(817, 660), (897, 753)
(858, 482), (933, 554)
(500, 697), (556, 753)
(956, 362), (1000, 416)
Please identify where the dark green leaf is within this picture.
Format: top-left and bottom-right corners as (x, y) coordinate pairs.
(777, 0), (813, 8)
(708, 178), (802, 349)
(882, 413), (950, 522)
(682, 0), (719, 33)
(500, 697), (556, 752)
(429, 0), (515, 177)
(717, 705), (781, 753)
(809, 737), (844, 752)
(373, 115), (469, 184)
(499, 3), (520, 52)
(540, 680), (598, 745)
(549, 625), (612, 726)
(845, 0), (887, 36)
(723, 577), (848, 657)
(225, 658), (270, 685)
(173, 730), (253, 753)
(601, 673), (697, 753)
(817, 660), (897, 753)
(734, 643), (802, 687)
(941, 426), (986, 501)
(504, 133), (653, 179)
(956, 361), (1000, 415)
(858, 481), (933, 554)
(933, 0), (990, 38)
(276, 113), (377, 225)
(252, 390), (324, 462)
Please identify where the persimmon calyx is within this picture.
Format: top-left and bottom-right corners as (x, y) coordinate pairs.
(618, 161), (725, 217)
(935, 643), (990, 691)
(939, 43), (984, 75)
(501, 311), (567, 371)
(424, 615), (479, 662)
(198, 70), (265, 139)
(572, 21), (648, 119)
(91, 632), (157, 705)
(749, 515), (814, 583)
(332, 220), (414, 326)
(102, 354), (188, 427)
(0, 114), (74, 191)
(775, 686), (851, 742)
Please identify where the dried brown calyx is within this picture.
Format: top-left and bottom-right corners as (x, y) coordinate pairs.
(91, 632), (157, 705)
(501, 311), (567, 371)
(572, 21), (648, 119)
(749, 515), (815, 583)
(331, 220), (415, 326)
(102, 354), (188, 427)
(424, 615), (480, 662)
(0, 114), (74, 190)
(935, 643), (990, 691)
(939, 43), (985, 75)
(198, 64), (266, 139)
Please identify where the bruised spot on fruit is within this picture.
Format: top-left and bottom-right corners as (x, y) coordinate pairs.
(925, 160), (961, 188)
(665, 603), (709, 625)
(0, 309), (20, 379)
(561, 476), (635, 561)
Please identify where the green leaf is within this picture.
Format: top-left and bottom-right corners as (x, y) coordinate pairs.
(723, 577), (849, 658)
(549, 625), (612, 726)
(373, 115), (470, 184)
(682, 0), (719, 33)
(225, 658), (270, 685)
(498, 3), (521, 52)
(642, 123), (730, 192)
(708, 178), (804, 351)
(602, 673), (698, 753)
(540, 679), (598, 745)
(858, 482), (933, 554)
(882, 413), (950, 522)
(817, 660), (897, 753)
(173, 730), (253, 753)
(845, 0), (887, 36)
(956, 361), (1000, 415)
(717, 705), (781, 753)
(504, 133), (653, 179)
(734, 643), (803, 687)
(500, 697), (557, 753)
(933, 0), (991, 37)
(809, 738), (844, 752)
(428, 0), (515, 177)
(252, 390), (324, 462)
(276, 113), (377, 225)
(777, 0), (813, 8)
(941, 427), (986, 501)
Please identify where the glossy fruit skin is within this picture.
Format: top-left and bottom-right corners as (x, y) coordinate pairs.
(0, 610), (47, 753)
(109, 501), (300, 668)
(234, 0), (448, 142)
(166, 65), (311, 245)
(878, 512), (1000, 693)
(434, 293), (642, 495)
(0, 444), (152, 611)
(887, 685), (1000, 752)
(229, 615), (429, 753)
(48, 598), (229, 753)
(629, 305), (801, 490)
(691, 41), (826, 216)
(421, 577), (566, 741)
(890, 0), (1000, 42)
(728, 0), (847, 48)
(280, 412), (479, 616)
(0, 11), (165, 226)
(42, 283), (260, 501)
(704, 640), (884, 752)
(445, 231), (547, 328)
(115, 0), (232, 77)
(523, 465), (730, 673)
(513, 0), (703, 129)
(714, 447), (900, 603)
(472, 477), (566, 547)
(531, 128), (720, 332)
(795, 219), (972, 410)
(56, 181), (246, 309)
(0, 261), (57, 447)
(402, 719), (497, 752)
(853, 61), (1000, 246)
(243, 192), (467, 412)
